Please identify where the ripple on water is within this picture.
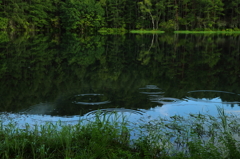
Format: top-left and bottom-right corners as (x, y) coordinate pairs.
(71, 93), (111, 105)
(186, 90), (240, 104)
(149, 95), (182, 105)
(85, 108), (144, 116)
(139, 85), (164, 95)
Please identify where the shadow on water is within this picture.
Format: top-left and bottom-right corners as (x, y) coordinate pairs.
(42, 92), (112, 117)
(18, 92), (112, 117)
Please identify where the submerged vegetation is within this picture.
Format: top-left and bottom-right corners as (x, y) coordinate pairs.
(1, 107), (240, 158)
(1, 0), (240, 32)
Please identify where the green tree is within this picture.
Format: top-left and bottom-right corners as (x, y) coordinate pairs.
(0, 0), (28, 30)
(223, 0), (240, 28)
(60, 0), (104, 32)
(138, 0), (166, 30)
(102, 0), (127, 28)
(26, 0), (53, 30)
(201, 0), (224, 29)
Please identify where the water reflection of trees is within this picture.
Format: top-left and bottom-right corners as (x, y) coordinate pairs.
(0, 33), (240, 115)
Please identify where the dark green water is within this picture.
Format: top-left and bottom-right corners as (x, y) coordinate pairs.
(0, 33), (240, 125)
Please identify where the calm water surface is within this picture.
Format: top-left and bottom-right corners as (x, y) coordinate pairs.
(0, 33), (240, 127)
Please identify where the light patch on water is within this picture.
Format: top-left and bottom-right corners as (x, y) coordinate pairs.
(20, 102), (56, 115)
(0, 113), (90, 130)
(155, 105), (170, 117)
(139, 85), (161, 90)
(225, 110), (240, 115)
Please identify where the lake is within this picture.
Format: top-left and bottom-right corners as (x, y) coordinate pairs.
(0, 33), (240, 128)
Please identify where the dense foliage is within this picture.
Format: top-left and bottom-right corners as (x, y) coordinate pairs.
(0, 0), (240, 31)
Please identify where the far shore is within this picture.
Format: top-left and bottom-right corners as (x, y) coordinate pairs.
(98, 28), (240, 34)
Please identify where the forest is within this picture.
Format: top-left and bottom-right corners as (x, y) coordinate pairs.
(0, 0), (240, 32)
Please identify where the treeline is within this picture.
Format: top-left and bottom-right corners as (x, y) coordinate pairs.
(1, 0), (240, 32)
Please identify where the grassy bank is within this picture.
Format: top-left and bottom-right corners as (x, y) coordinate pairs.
(101, 29), (240, 34)
(98, 28), (127, 34)
(174, 31), (240, 34)
(1, 107), (240, 158)
(129, 30), (165, 34)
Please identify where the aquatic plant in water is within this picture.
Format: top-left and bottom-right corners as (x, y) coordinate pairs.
(131, 106), (240, 158)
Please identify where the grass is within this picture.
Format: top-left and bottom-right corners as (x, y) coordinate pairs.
(1, 107), (240, 158)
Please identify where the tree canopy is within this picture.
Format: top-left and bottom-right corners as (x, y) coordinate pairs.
(0, 0), (240, 31)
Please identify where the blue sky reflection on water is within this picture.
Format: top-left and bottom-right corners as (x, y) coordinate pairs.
(149, 96), (240, 117)
(1, 96), (240, 131)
